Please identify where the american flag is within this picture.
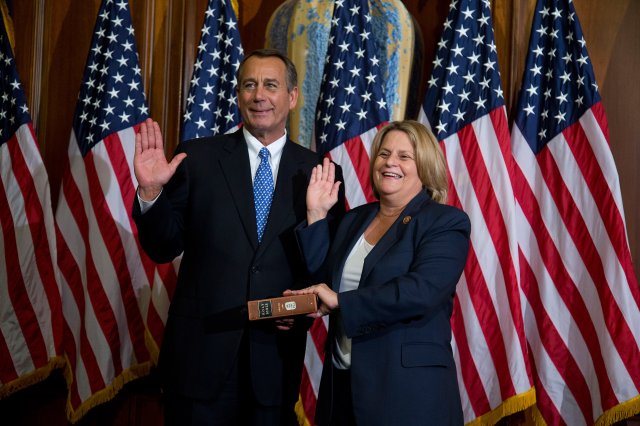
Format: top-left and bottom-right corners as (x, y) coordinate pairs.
(418, 0), (535, 423)
(54, 0), (176, 420)
(0, 16), (64, 398)
(181, 0), (243, 141)
(314, 0), (389, 210)
(297, 0), (389, 423)
(511, 0), (640, 424)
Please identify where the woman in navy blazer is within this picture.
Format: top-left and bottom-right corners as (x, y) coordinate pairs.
(287, 120), (470, 425)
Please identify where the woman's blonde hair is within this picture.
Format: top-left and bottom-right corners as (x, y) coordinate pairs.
(369, 120), (449, 203)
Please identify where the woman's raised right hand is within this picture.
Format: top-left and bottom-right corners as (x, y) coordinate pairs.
(306, 157), (341, 224)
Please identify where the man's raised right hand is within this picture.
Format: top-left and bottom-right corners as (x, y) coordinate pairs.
(134, 118), (187, 201)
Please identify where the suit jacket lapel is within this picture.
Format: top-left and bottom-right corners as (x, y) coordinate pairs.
(219, 131), (259, 249)
(360, 192), (430, 285)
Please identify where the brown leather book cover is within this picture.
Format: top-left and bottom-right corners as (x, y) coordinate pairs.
(247, 294), (318, 321)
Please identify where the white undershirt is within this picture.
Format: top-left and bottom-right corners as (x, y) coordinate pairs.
(333, 233), (374, 370)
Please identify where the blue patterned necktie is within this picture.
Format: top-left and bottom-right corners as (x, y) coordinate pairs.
(254, 147), (274, 242)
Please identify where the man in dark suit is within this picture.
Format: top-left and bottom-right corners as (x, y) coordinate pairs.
(132, 49), (342, 425)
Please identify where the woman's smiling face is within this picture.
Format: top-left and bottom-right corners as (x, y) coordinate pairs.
(373, 130), (423, 203)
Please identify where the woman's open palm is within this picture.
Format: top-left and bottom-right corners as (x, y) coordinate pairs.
(306, 158), (341, 224)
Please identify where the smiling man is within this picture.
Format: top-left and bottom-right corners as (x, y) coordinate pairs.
(132, 49), (344, 426)
(237, 52), (298, 146)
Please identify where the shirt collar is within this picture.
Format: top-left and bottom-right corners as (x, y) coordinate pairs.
(243, 128), (287, 159)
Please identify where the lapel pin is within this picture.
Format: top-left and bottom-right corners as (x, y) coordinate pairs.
(402, 215), (411, 225)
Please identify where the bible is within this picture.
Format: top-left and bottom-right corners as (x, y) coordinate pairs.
(247, 294), (318, 320)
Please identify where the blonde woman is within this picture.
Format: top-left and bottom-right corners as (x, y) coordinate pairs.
(287, 120), (470, 425)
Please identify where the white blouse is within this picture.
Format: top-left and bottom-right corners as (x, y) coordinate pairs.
(333, 233), (374, 370)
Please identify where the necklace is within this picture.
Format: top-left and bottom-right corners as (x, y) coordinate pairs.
(378, 209), (402, 218)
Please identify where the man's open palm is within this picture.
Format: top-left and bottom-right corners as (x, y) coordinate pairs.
(134, 118), (186, 200)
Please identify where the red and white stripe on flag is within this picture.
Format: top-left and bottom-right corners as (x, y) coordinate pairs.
(297, 316), (328, 425)
(419, 107), (536, 423)
(512, 102), (640, 424)
(53, 1), (180, 420)
(511, 0), (640, 422)
(326, 127), (382, 210)
(1, 8), (64, 397)
(418, 0), (535, 421)
(55, 125), (178, 420)
(1, 122), (65, 396)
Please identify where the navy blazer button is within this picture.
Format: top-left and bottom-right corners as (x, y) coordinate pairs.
(402, 215), (411, 224)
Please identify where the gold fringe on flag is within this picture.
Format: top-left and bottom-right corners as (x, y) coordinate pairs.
(63, 354), (153, 424)
(144, 327), (162, 365)
(0, 0), (14, 49)
(231, 0), (239, 22)
(295, 395), (313, 426)
(522, 404), (548, 426)
(0, 356), (67, 399)
(465, 387), (537, 425)
(596, 394), (640, 426)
